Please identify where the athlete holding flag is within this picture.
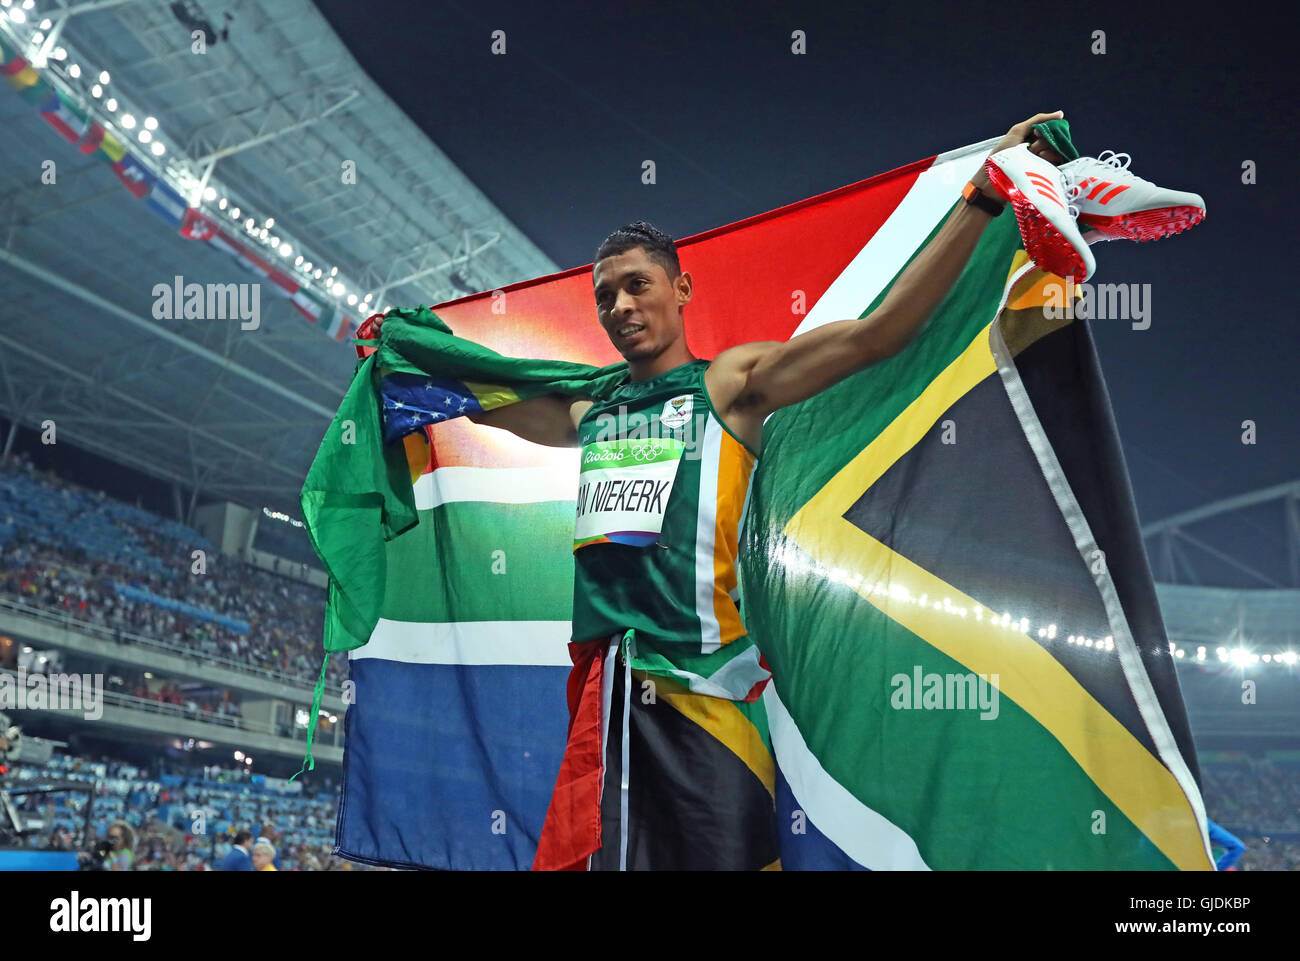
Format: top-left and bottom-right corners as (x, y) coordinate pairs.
(367, 111), (1205, 869)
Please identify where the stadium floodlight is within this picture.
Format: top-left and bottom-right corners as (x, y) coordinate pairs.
(53, 47), (66, 60)
(8, 9), (26, 23)
(332, 282), (345, 296)
(229, 206), (240, 219)
(68, 63), (80, 77)
(38, 16), (48, 27)
(347, 294), (358, 305)
(363, 292), (373, 302)
(22, 0), (34, 10)
(259, 228), (268, 240)
(245, 217), (255, 229)
(233, 750), (244, 761)
(31, 30), (43, 43)
(99, 69), (110, 84)
(90, 83), (101, 97)
(202, 186), (216, 201)
(105, 97), (117, 111)
(150, 141), (165, 156)
(120, 113), (136, 129)
(303, 261), (313, 272)
(313, 268), (322, 279)
(269, 235), (278, 247)
(144, 115), (158, 130)
(294, 255), (304, 266)
(264, 217), (275, 229)
(137, 129), (151, 143)
(330, 266), (338, 276)
(218, 197), (227, 210)
(279, 242), (292, 256)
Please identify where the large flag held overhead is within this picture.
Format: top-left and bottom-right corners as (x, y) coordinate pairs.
(306, 134), (1214, 870)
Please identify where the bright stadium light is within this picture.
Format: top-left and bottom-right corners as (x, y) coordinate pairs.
(332, 282), (345, 296)
(264, 217), (275, 229)
(38, 16), (48, 27)
(233, 750), (244, 761)
(218, 197), (227, 210)
(346, 294), (358, 305)
(245, 217), (255, 229)
(269, 235), (278, 247)
(330, 266), (338, 276)
(363, 293), (373, 302)
(105, 97), (117, 111)
(294, 255), (304, 266)
(137, 129), (151, 143)
(99, 69), (110, 84)
(22, 0), (34, 10)
(229, 206), (240, 219)
(8, 9), (26, 23)
(313, 268), (322, 279)
(303, 261), (313, 272)
(150, 141), (165, 156)
(144, 115), (158, 130)
(31, 30), (43, 43)
(68, 63), (80, 78)
(120, 113), (136, 129)
(279, 242), (292, 256)
(202, 186), (216, 201)
(53, 47), (66, 60)
(90, 82), (101, 97)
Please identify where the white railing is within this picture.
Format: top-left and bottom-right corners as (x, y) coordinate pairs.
(0, 594), (343, 698)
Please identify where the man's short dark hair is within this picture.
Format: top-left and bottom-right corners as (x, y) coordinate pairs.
(594, 221), (680, 280)
(233, 830), (253, 846)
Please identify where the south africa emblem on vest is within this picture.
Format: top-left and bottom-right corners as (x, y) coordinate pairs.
(659, 394), (693, 430)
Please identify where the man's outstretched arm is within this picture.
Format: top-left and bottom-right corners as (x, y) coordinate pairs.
(711, 111), (1063, 428)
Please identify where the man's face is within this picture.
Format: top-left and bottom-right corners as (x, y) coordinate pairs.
(593, 247), (691, 361)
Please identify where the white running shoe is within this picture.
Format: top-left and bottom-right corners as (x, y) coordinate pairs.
(984, 142), (1095, 281)
(1059, 150), (1206, 244)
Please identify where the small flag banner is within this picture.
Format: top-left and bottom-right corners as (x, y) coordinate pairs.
(0, 33), (354, 344)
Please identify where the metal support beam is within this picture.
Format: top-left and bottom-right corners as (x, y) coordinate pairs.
(191, 90), (360, 166)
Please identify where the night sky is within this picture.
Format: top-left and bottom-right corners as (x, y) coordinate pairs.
(315, 0), (1297, 560)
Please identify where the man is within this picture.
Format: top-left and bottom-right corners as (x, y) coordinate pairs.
(368, 112), (1203, 869)
(251, 839), (278, 872)
(217, 829), (254, 871)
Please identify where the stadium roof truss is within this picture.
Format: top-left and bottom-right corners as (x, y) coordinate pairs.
(0, 0), (556, 514)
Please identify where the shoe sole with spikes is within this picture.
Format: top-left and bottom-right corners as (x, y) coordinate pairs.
(1077, 205), (1206, 242)
(983, 150), (1094, 282)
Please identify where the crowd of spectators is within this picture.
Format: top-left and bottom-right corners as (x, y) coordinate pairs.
(5, 752), (372, 871)
(1201, 757), (1300, 870)
(0, 454), (343, 688)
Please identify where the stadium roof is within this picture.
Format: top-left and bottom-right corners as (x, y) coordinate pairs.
(0, 0), (555, 512)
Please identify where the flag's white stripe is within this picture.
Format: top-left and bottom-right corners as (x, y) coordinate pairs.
(695, 415), (724, 654)
(764, 685), (931, 870)
(351, 618), (573, 666)
(792, 141), (993, 338)
(413, 463), (579, 511)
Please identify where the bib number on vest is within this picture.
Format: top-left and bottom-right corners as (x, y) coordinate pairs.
(574, 437), (684, 550)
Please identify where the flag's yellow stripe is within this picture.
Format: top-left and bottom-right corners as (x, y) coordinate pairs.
(634, 669), (774, 796)
(782, 321), (1213, 871)
(463, 380), (521, 411)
